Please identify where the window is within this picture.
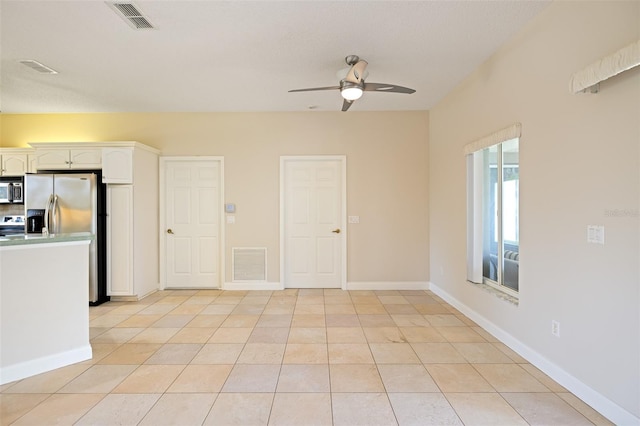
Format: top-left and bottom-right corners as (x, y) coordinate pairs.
(466, 124), (520, 296)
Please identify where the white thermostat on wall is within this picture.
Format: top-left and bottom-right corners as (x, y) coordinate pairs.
(225, 203), (236, 213)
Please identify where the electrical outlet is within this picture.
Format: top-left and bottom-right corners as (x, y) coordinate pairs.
(551, 320), (560, 337)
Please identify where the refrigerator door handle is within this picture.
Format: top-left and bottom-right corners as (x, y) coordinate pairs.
(52, 195), (59, 234)
(44, 194), (54, 233)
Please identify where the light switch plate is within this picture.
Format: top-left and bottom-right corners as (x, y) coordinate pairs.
(348, 216), (360, 224)
(227, 216), (235, 224)
(587, 225), (604, 244)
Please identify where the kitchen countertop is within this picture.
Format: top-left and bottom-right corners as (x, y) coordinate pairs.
(0, 232), (94, 247)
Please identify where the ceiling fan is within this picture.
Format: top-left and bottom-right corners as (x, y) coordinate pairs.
(289, 55), (416, 111)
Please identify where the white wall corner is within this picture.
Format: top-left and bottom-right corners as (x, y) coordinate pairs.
(427, 282), (640, 426)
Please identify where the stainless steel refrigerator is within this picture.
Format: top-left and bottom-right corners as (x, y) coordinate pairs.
(24, 172), (108, 305)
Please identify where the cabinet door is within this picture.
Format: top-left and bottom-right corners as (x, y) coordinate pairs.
(107, 185), (134, 296)
(34, 150), (70, 170)
(70, 149), (102, 169)
(1, 154), (28, 176)
(102, 148), (133, 184)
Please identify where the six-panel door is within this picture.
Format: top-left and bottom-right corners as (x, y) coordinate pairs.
(282, 158), (344, 288)
(164, 160), (221, 288)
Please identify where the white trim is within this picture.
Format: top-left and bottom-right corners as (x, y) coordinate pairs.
(158, 157), (167, 290)
(482, 277), (520, 300)
(110, 288), (158, 302)
(223, 281), (284, 291)
(466, 153), (484, 283)
(462, 123), (521, 155)
(346, 281), (429, 291)
(280, 155), (347, 290)
(570, 39), (640, 94)
(29, 141), (160, 154)
(223, 281), (429, 291)
(109, 295), (142, 302)
(0, 345), (92, 385)
(428, 281), (639, 426)
(159, 156), (225, 290)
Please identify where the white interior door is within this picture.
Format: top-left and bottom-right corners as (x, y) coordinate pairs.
(163, 158), (222, 288)
(282, 156), (345, 288)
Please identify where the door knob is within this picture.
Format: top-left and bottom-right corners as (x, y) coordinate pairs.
(167, 229), (174, 234)
(332, 229), (341, 234)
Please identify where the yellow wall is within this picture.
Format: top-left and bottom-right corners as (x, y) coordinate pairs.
(1, 111), (430, 285)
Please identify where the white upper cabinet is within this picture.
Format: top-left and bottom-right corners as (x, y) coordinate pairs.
(33, 149), (69, 169)
(0, 153), (29, 176)
(33, 148), (102, 170)
(29, 143), (157, 177)
(102, 148), (133, 184)
(70, 149), (102, 169)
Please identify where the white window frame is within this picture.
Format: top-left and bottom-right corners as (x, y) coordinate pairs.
(465, 124), (521, 297)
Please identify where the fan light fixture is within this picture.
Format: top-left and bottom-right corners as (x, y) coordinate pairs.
(341, 86), (363, 101)
(288, 54), (416, 112)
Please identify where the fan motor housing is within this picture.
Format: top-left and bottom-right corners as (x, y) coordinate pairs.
(345, 55), (360, 66)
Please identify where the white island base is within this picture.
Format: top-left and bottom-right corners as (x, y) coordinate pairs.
(0, 234), (93, 385)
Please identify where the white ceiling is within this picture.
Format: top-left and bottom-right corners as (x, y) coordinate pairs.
(0, 1), (550, 114)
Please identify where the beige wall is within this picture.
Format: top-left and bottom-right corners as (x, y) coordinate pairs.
(429, 1), (639, 422)
(1, 111), (430, 285)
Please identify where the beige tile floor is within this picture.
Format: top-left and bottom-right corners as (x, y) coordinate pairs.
(1, 288), (613, 425)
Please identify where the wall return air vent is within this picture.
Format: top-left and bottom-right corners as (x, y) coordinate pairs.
(232, 248), (267, 282)
(107, 2), (155, 30)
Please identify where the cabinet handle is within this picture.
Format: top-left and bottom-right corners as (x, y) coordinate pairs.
(167, 229), (174, 234)
(332, 229), (341, 234)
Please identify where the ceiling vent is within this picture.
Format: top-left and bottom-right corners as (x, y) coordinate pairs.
(19, 60), (58, 74)
(107, 2), (155, 30)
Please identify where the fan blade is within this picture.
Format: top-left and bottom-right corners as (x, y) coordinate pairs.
(288, 86), (340, 93)
(345, 60), (368, 84)
(341, 99), (353, 112)
(363, 82), (416, 94)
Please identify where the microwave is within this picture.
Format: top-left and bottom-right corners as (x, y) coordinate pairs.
(0, 178), (23, 204)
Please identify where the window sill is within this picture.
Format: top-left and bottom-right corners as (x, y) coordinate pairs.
(468, 281), (519, 306)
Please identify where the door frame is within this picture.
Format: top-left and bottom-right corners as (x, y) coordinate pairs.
(280, 155), (347, 290)
(159, 156), (225, 290)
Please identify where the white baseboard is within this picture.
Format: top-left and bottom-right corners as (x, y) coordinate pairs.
(223, 282), (284, 291)
(0, 345), (92, 385)
(346, 281), (429, 291)
(221, 281), (430, 291)
(428, 281), (639, 426)
(109, 295), (141, 302)
(110, 288), (159, 302)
